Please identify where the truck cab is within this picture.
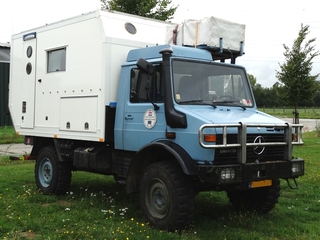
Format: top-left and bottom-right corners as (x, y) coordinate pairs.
(110, 44), (304, 229)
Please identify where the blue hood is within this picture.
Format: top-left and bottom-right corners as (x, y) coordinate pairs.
(180, 106), (285, 125)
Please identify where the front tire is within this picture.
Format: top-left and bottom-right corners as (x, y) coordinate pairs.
(227, 179), (280, 213)
(35, 146), (72, 195)
(139, 161), (195, 231)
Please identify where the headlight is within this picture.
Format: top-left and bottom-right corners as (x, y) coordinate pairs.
(220, 168), (235, 180)
(292, 162), (304, 176)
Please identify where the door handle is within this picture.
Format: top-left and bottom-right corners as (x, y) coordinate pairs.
(125, 115), (133, 120)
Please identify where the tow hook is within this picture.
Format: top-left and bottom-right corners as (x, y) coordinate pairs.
(285, 178), (299, 189)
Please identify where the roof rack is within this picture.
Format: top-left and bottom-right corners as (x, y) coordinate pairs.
(182, 40), (244, 64)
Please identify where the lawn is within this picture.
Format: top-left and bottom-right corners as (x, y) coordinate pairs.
(0, 132), (319, 239)
(0, 126), (24, 144)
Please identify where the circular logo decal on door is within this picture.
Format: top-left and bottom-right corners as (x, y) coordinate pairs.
(144, 109), (157, 129)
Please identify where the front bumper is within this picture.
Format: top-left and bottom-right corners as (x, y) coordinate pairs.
(198, 158), (304, 186)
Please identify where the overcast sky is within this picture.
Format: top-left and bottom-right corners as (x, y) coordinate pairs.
(1, 0), (319, 87)
(172, 0), (320, 87)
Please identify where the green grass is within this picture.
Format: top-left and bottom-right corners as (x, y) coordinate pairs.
(0, 132), (320, 239)
(0, 126), (24, 144)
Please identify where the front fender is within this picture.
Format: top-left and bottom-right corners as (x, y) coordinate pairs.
(154, 140), (197, 175)
(125, 140), (197, 194)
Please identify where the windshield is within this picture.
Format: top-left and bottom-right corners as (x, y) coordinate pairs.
(172, 60), (254, 107)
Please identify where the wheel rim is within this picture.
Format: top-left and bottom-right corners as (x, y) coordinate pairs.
(38, 157), (53, 187)
(145, 178), (169, 219)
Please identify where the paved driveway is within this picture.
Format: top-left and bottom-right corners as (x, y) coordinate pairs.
(0, 143), (32, 157)
(280, 118), (318, 132)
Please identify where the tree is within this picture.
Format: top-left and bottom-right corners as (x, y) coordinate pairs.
(276, 24), (319, 123)
(248, 73), (257, 89)
(101, 0), (178, 21)
(314, 82), (320, 106)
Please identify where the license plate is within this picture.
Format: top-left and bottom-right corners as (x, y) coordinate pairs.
(250, 180), (272, 188)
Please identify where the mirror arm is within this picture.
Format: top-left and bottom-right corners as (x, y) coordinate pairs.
(145, 74), (159, 111)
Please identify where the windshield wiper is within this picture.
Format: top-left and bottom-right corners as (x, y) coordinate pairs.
(179, 100), (217, 109)
(214, 100), (246, 110)
(179, 99), (204, 104)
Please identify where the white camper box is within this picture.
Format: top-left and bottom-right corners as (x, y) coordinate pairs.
(9, 10), (173, 142)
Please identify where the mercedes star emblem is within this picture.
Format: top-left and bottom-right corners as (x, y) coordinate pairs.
(253, 136), (265, 155)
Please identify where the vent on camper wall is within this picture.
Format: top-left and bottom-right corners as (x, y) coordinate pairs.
(125, 22), (137, 35)
(64, 122), (90, 130)
(22, 101), (26, 113)
(26, 46), (33, 58)
(26, 63), (32, 75)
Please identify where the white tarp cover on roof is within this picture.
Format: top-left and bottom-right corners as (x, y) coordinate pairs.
(166, 16), (245, 52)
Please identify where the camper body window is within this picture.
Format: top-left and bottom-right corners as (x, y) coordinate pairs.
(47, 48), (66, 73)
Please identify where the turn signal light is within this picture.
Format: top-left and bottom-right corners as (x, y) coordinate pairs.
(204, 134), (216, 142)
(292, 134), (297, 141)
(166, 132), (176, 139)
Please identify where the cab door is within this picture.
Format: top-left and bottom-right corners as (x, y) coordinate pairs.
(123, 67), (166, 151)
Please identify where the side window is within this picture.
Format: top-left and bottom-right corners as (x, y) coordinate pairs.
(47, 48), (66, 73)
(130, 66), (163, 103)
(130, 69), (139, 102)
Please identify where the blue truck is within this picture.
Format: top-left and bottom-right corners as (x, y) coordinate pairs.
(9, 10), (304, 230)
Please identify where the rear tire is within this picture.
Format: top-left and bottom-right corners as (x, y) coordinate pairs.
(35, 146), (72, 195)
(139, 161), (195, 231)
(227, 179), (280, 213)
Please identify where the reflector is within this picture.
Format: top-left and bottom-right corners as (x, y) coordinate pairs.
(166, 132), (176, 139)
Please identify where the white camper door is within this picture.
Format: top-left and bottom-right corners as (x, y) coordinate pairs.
(21, 33), (37, 129)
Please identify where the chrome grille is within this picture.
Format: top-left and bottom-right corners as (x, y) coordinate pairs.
(214, 134), (285, 165)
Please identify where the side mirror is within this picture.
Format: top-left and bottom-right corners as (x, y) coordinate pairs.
(137, 58), (154, 74)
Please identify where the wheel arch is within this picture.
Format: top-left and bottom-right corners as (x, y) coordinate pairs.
(126, 140), (197, 194)
(29, 137), (67, 162)
(30, 137), (55, 157)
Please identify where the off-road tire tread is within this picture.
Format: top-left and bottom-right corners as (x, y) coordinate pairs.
(140, 161), (195, 231)
(227, 179), (280, 214)
(35, 146), (72, 195)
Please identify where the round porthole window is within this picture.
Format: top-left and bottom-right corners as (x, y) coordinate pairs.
(125, 22), (137, 34)
(26, 46), (33, 58)
(26, 63), (32, 75)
